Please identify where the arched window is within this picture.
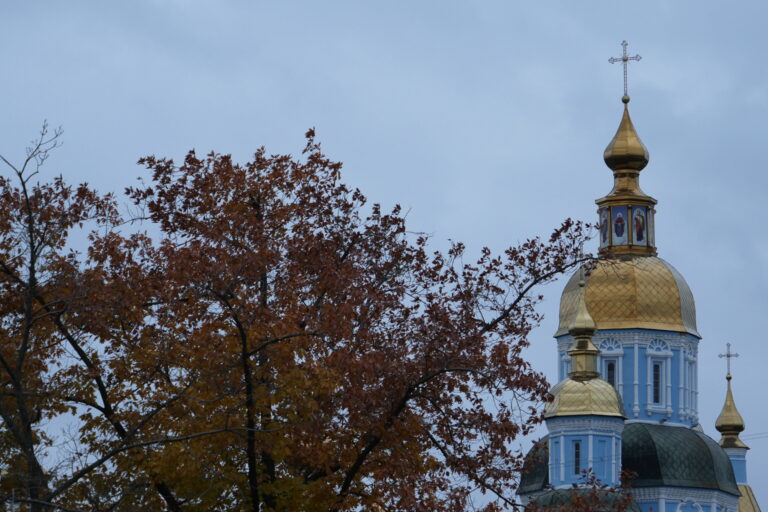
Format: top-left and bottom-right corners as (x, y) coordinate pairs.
(646, 339), (673, 415)
(598, 338), (623, 395)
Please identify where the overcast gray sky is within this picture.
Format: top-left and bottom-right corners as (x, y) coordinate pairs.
(3, 0), (768, 506)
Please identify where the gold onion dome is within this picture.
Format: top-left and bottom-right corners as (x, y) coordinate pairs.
(555, 257), (699, 338)
(545, 274), (625, 419)
(715, 375), (748, 449)
(603, 101), (649, 172)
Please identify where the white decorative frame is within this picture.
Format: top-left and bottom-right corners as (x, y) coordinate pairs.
(598, 338), (624, 398)
(647, 339), (673, 417)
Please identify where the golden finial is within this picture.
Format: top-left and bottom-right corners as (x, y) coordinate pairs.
(567, 269), (600, 381)
(716, 343), (748, 449)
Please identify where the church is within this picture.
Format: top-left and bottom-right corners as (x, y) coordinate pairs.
(516, 45), (761, 512)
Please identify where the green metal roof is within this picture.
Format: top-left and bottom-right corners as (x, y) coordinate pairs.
(518, 424), (739, 497)
(622, 423), (739, 495)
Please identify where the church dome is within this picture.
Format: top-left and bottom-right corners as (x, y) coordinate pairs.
(518, 424), (740, 497)
(544, 378), (625, 419)
(555, 256), (699, 337)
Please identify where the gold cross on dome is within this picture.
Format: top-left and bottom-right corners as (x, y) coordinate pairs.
(608, 40), (642, 100)
(718, 342), (740, 377)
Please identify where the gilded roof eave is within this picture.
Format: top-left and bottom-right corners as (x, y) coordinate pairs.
(555, 256), (700, 338)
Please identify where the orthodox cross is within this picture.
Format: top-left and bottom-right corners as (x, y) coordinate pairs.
(608, 40), (642, 98)
(718, 342), (740, 377)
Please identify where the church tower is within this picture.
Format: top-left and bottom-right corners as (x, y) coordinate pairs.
(518, 41), (760, 512)
(715, 351), (761, 511)
(555, 96), (700, 427)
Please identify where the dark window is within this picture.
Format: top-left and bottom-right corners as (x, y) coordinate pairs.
(573, 441), (582, 475)
(606, 361), (616, 387)
(653, 362), (661, 404)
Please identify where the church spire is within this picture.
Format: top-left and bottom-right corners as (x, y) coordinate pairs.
(597, 41), (657, 258)
(716, 344), (748, 449)
(567, 270), (600, 381)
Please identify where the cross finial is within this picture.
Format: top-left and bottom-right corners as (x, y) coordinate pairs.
(608, 40), (642, 103)
(718, 342), (740, 379)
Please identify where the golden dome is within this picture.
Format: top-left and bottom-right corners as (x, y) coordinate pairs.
(715, 375), (748, 449)
(603, 104), (649, 172)
(544, 378), (625, 418)
(555, 256), (699, 337)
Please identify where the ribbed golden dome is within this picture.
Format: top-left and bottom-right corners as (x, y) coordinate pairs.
(544, 378), (625, 418)
(555, 256), (699, 337)
(603, 105), (649, 172)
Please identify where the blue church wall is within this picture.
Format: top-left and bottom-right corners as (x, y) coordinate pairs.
(556, 329), (700, 426)
(723, 448), (747, 485)
(545, 416), (623, 488)
(630, 487), (740, 512)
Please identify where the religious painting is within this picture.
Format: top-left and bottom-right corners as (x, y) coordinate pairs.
(611, 206), (628, 245)
(599, 208), (610, 248)
(647, 209), (655, 246)
(632, 206), (647, 246)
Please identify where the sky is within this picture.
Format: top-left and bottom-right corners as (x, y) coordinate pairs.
(3, 0), (768, 507)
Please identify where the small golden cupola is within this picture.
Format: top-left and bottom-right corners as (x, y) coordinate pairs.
(715, 344), (748, 450)
(545, 272), (625, 419)
(596, 96), (658, 258)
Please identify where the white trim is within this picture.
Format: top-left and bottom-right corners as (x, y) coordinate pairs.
(630, 487), (738, 511)
(666, 353), (673, 416)
(680, 346), (686, 419)
(633, 339), (639, 417)
(559, 436), (564, 482)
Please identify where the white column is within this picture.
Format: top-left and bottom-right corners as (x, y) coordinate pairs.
(646, 354), (652, 415)
(694, 362), (699, 420)
(617, 353), (624, 398)
(633, 341), (639, 417)
(679, 348), (686, 419)
(560, 436), (565, 482)
(666, 354), (673, 416)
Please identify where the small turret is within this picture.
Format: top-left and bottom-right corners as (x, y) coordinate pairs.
(544, 273), (625, 488)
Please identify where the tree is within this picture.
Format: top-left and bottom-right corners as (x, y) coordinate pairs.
(0, 127), (591, 511)
(0, 125), (205, 512)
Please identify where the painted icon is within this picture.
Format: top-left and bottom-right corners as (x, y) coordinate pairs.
(632, 206), (647, 246)
(612, 206), (628, 245)
(599, 208), (609, 247)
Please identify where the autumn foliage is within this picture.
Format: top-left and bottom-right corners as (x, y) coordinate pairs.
(0, 127), (591, 511)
